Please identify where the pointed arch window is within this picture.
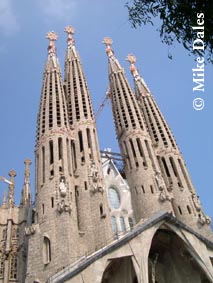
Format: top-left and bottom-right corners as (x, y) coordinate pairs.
(108, 187), (120, 209)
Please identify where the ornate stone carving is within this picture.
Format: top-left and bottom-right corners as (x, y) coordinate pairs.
(46, 31), (58, 54)
(56, 177), (72, 214)
(57, 200), (72, 214)
(192, 193), (201, 211)
(159, 190), (173, 202)
(198, 212), (211, 225)
(88, 161), (103, 194)
(154, 170), (165, 191)
(59, 178), (67, 197)
(64, 26), (75, 47)
(25, 224), (36, 236)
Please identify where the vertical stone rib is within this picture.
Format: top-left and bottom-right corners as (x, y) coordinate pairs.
(103, 38), (173, 222)
(127, 55), (212, 240)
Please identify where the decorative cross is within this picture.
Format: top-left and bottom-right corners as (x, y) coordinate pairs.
(64, 26), (75, 46)
(126, 54), (137, 64)
(46, 31), (58, 41)
(103, 37), (113, 56)
(64, 26), (75, 35)
(103, 37), (113, 46)
(46, 31), (58, 54)
(126, 54), (138, 74)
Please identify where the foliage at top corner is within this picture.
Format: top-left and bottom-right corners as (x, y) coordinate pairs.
(125, 0), (213, 63)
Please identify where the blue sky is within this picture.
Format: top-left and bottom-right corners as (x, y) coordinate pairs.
(0, 0), (212, 218)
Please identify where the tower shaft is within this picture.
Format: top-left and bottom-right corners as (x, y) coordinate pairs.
(63, 27), (113, 252)
(103, 38), (173, 222)
(26, 32), (80, 283)
(127, 55), (212, 240)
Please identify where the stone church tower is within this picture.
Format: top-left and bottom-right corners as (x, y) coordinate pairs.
(63, 27), (113, 252)
(25, 29), (112, 283)
(103, 38), (173, 222)
(126, 55), (212, 240)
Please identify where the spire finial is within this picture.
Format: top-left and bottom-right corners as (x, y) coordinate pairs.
(126, 54), (151, 93)
(103, 37), (114, 57)
(126, 54), (138, 74)
(64, 26), (75, 47)
(24, 158), (32, 179)
(46, 31), (58, 54)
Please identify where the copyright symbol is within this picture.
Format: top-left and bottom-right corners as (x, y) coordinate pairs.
(193, 98), (204, 110)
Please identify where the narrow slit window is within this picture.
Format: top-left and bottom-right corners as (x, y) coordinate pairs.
(161, 157), (170, 177)
(75, 186), (80, 230)
(58, 138), (63, 160)
(187, 205), (191, 214)
(178, 206), (182, 215)
(100, 204), (104, 216)
(170, 157), (183, 187)
(49, 141), (54, 165)
(42, 146), (45, 183)
(84, 181), (87, 190)
(71, 141), (77, 171)
(129, 138), (136, 157)
(78, 131), (84, 152)
(86, 128), (91, 148)
(51, 197), (54, 208)
(141, 185), (145, 193)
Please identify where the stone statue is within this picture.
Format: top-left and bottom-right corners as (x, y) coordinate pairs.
(88, 161), (103, 194)
(192, 193), (201, 211)
(155, 170), (165, 191)
(59, 178), (67, 197)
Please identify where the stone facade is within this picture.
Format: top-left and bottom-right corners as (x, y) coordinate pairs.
(0, 28), (212, 283)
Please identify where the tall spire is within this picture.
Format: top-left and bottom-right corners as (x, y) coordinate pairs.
(36, 31), (69, 144)
(127, 56), (212, 240)
(21, 159), (31, 206)
(64, 26), (95, 125)
(63, 27), (113, 253)
(26, 31), (79, 283)
(103, 38), (173, 222)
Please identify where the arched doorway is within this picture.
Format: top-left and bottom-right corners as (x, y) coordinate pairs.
(101, 256), (138, 283)
(148, 229), (210, 283)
